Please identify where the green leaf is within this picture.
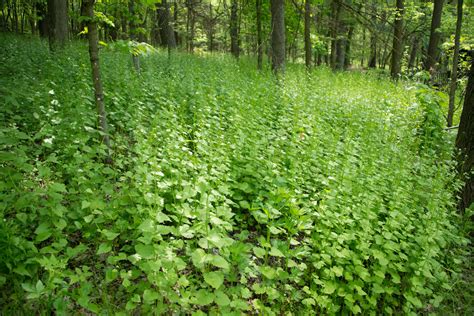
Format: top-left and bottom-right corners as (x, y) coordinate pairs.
(259, 266), (276, 280)
(323, 281), (337, 294)
(97, 243), (112, 255)
(135, 244), (155, 259)
(35, 223), (52, 242)
(143, 289), (159, 304)
(194, 289), (214, 306)
(210, 255), (230, 270)
(215, 290), (230, 306)
(269, 247), (285, 257)
(204, 271), (224, 289)
(253, 247), (266, 258)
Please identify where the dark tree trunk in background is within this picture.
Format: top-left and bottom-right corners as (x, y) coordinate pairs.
(47, 0), (68, 50)
(186, 0), (195, 53)
(156, 0), (176, 49)
(256, 0), (262, 69)
(448, 0), (463, 127)
(128, 0), (140, 72)
(344, 25), (354, 69)
(230, 0), (239, 58)
(330, 0), (341, 69)
(270, 0), (285, 74)
(37, 1), (48, 38)
(304, 0), (311, 68)
(174, 1), (179, 45)
(424, 0), (444, 72)
(83, 0), (111, 162)
(408, 35), (419, 71)
(390, 0), (404, 79)
(369, 31), (377, 68)
(456, 57), (474, 213)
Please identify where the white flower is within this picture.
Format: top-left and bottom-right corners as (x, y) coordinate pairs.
(49, 89), (55, 95)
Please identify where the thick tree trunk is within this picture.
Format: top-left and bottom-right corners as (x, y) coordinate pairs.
(448, 0), (463, 127)
(270, 0), (285, 74)
(83, 0), (111, 162)
(304, 0), (311, 68)
(47, 0), (68, 50)
(424, 0), (444, 72)
(230, 0), (239, 58)
(390, 0), (404, 79)
(256, 0), (262, 69)
(456, 57), (474, 212)
(156, 0), (176, 49)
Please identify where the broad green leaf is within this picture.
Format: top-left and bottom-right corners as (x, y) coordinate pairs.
(203, 271), (224, 289)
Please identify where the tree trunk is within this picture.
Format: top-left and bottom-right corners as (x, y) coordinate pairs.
(304, 0), (311, 68)
(186, 0), (195, 53)
(424, 0), (444, 72)
(390, 0), (404, 79)
(330, 0), (341, 69)
(156, 0), (176, 49)
(456, 57), (474, 212)
(47, 0), (68, 50)
(37, 1), (48, 38)
(83, 0), (111, 162)
(408, 35), (419, 71)
(344, 25), (354, 69)
(128, 0), (140, 72)
(230, 0), (239, 58)
(369, 31), (377, 68)
(270, 0), (285, 74)
(448, 0), (463, 127)
(256, 0), (262, 69)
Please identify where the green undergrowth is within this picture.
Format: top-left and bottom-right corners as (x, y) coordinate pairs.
(0, 34), (470, 314)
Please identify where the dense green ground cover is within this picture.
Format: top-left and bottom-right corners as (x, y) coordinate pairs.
(0, 35), (470, 314)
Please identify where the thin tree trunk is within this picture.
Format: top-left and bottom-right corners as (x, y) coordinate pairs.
(270, 0), (285, 74)
(128, 0), (140, 72)
(330, 0), (341, 69)
(390, 0), (404, 79)
(424, 0), (444, 72)
(408, 35), (419, 71)
(448, 0), (463, 127)
(304, 0), (311, 68)
(344, 25), (354, 69)
(456, 57), (474, 212)
(256, 0), (262, 69)
(83, 0), (111, 162)
(230, 0), (239, 58)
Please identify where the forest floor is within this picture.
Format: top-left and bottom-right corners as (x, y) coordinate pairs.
(0, 35), (472, 314)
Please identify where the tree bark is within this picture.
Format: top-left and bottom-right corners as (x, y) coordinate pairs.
(304, 0), (311, 68)
(156, 0), (176, 49)
(456, 57), (474, 212)
(47, 0), (68, 50)
(344, 25), (354, 69)
(408, 35), (419, 71)
(256, 0), (263, 69)
(230, 0), (239, 58)
(83, 0), (111, 162)
(390, 0), (405, 79)
(270, 0), (285, 74)
(448, 0), (463, 127)
(330, 0), (341, 69)
(424, 0), (444, 72)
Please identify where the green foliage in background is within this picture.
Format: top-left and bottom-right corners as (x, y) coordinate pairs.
(0, 34), (470, 314)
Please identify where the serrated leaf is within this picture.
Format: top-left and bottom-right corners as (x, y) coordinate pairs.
(135, 243), (154, 259)
(97, 243), (112, 255)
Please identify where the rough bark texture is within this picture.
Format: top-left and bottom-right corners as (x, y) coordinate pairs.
(256, 0), (262, 69)
(424, 0), (444, 71)
(270, 0), (285, 74)
(230, 0), (239, 58)
(304, 0), (311, 68)
(456, 57), (474, 212)
(448, 0), (463, 127)
(47, 0), (68, 50)
(156, 0), (176, 49)
(83, 0), (111, 161)
(390, 0), (404, 78)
